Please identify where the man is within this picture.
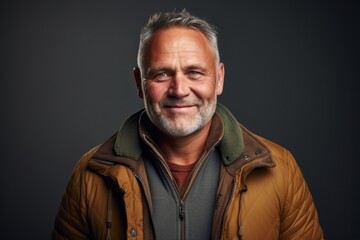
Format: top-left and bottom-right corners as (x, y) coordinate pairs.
(53, 10), (324, 240)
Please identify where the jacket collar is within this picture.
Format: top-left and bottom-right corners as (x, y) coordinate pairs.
(112, 103), (245, 166)
(91, 103), (275, 176)
(215, 103), (244, 165)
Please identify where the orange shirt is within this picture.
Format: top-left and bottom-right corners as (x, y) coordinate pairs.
(167, 161), (196, 191)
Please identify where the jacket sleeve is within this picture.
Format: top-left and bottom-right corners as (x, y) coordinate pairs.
(279, 150), (324, 240)
(52, 147), (99, 240)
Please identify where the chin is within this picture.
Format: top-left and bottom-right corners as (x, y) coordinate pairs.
(159, 118), (204, 137)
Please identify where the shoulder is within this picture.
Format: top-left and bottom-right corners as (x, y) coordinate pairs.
(65, 145), (104, 203)
(252, 133), (309, 203)
(255, 134), (298, 169)
(75, 145), (102, 170)
(240, 127), (303, 191)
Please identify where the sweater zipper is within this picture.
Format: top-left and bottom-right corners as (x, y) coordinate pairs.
(155, 160), (185, 239)
(142, 134), (220, 240)
(142, 134), (186, 239)
(178, 147), (217, 240)
(179, 200), (185, 240)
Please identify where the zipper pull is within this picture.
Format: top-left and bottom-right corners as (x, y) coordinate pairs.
(179, 201), (185, 221)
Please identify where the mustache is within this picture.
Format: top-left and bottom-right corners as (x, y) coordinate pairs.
(161, 98), (202, 107)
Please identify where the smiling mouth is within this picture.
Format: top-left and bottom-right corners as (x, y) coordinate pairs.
(162, 104), (197, 114)
(165, 104), (194, 108)
(161, 98), (201, 111)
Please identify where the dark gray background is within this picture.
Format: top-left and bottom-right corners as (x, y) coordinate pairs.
(1, 0), (359, 239)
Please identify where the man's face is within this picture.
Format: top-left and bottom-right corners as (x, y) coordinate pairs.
(136, 27), (224, 137)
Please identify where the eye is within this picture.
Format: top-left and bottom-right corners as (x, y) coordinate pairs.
(154, 72), (172, 81)
(188, 71), (202, 80)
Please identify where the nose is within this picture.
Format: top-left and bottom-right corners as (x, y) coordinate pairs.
(167, 73), (190, 98)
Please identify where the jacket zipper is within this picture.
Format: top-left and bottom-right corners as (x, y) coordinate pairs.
(215, 158), (271, 239)
(132, 171), (155, 239)
(217, 179), (236, 240)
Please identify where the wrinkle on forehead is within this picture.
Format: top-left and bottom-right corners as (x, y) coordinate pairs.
(146, 27), (216, 71)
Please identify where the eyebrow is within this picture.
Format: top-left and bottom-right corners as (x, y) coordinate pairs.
(184, 65), (207, 72)
(148, 64), (206, 73)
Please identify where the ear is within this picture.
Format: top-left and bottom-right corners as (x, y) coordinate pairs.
(133, 67), (144, 99)
(216, 62), (225, 95)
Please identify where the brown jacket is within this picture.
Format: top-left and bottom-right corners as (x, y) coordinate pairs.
(53, 104), (324, 239)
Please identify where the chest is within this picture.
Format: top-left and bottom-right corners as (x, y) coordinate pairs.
(144, 149), (221, 240)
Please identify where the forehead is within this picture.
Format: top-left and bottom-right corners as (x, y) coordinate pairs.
(146, 27), (214, 62)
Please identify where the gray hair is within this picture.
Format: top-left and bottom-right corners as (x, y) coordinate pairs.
(137, 9), (220, 76)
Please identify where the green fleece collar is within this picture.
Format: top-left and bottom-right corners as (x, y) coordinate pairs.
(113, 104), (244, 165)
(113, 109), (144, 161)
(216, 103), (244, 165)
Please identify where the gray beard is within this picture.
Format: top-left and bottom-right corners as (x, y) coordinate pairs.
(146, 100), (217, 137)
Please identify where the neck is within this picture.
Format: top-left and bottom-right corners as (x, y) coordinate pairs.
(154, 121), (212, 166)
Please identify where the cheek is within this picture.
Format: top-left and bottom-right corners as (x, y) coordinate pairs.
(144, 83), (167, 103)
(192, 82), (217, 101)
